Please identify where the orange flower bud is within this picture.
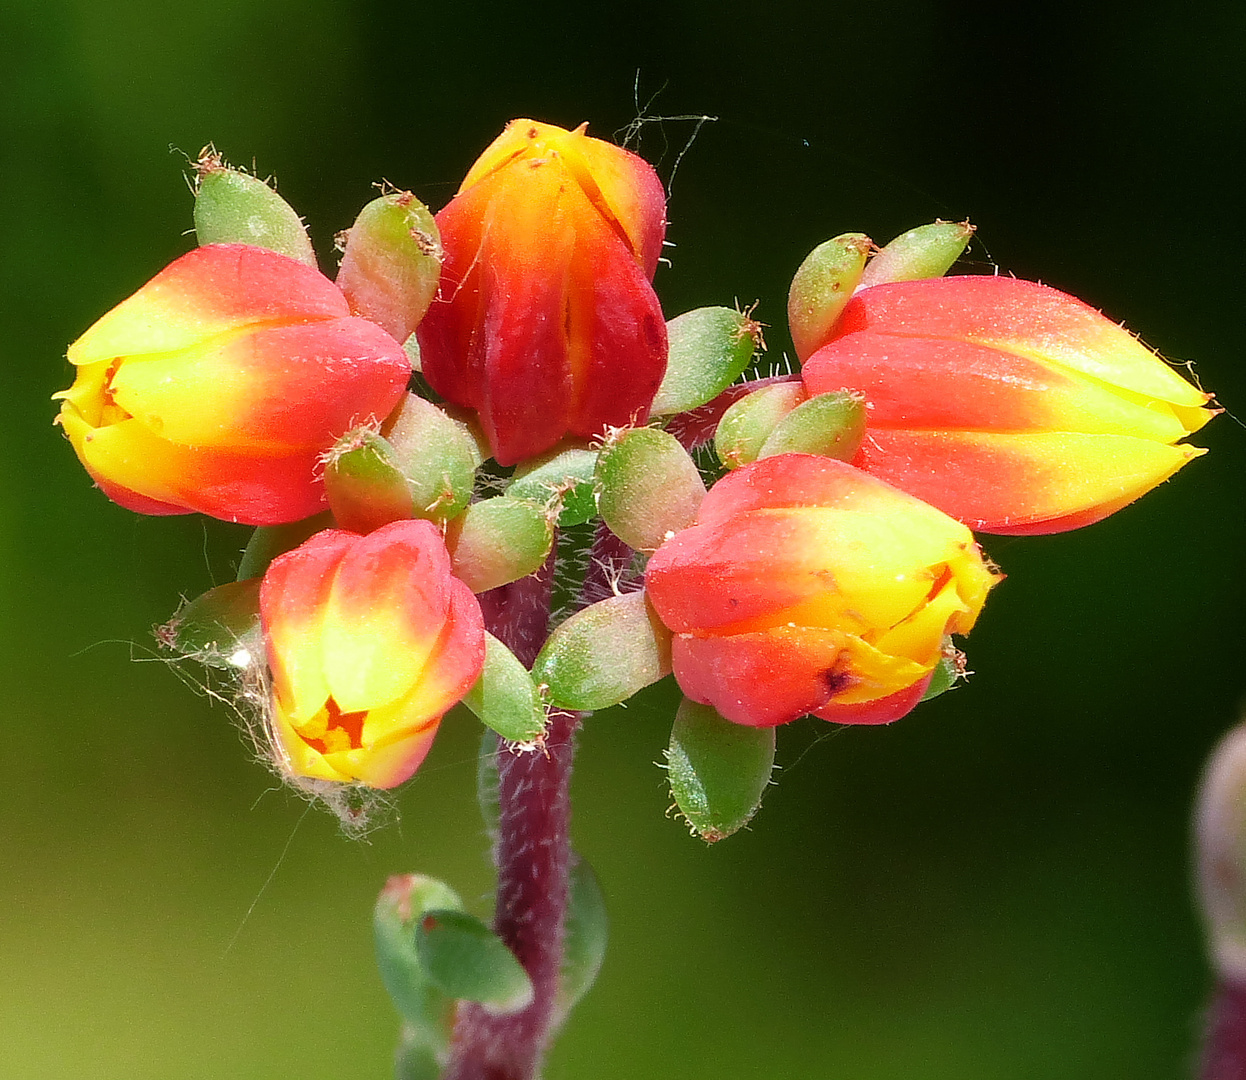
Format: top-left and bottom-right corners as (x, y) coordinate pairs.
(416, 120), (668, 464)
(55, 244), (411, 524)
(801, 276), (1216, 534)
(260, 520), (485, 789)
(644, 454), (1000, 727)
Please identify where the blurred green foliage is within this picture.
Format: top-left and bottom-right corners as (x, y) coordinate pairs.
(2, 0), (1244, 1077)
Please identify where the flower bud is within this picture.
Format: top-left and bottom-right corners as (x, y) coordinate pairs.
(650, 307), (763, 417)
(713, 381), (806, 469)
(260, 519), (485, 788)
(857, 220), (974, 289)
(595, 427), (706, 552)
(55, 244), (410, 524)
(801, 276), (1216, 534)
(644, 454), (1000, 727)
(787, 232), (872, 361)
(416, 119), (668, 464)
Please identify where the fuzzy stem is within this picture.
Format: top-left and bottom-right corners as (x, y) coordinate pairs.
(441, 551), (572, 1080)
(1202, 976), (1246, 1080)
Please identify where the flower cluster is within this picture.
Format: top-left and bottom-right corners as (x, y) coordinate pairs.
(57, 126), (1214, 803)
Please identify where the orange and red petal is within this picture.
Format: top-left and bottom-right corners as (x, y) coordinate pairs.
(107, 317), (409, 451)
(811, 677), (931, 726)
(68, 245), (349, 366)
(856, 428), (1204, 533)
(320, 520), (454, 713)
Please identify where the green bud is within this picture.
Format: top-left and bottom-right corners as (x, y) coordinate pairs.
(551, 854), (609, 1031)
(508, 445), (599, 527)
(666, 699), (776, 843)
(373, 874), (464, 1039)
(533, 590), (672, 712)
(156, 578), (261, 670)
(382, 394), (480, 522)
(757, 390), (867, 462)
(713, 382), (806, 470)
(460, 632), (548, 744)
(446, 496), (554, 594)
(236, 511), (335, 581)
(324, 428), (415, 534)
(192, 149), (316, 267)
(336, 190), (444, 344)
(650, 307), (764, 417)
(787, 232), (871, 360)
(415, 909), (534, 1014)
(596, 427), (706, 551)
(858, 220), (976, 289)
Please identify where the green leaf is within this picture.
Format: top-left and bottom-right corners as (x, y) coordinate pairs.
(757, 390), (867, 462)
(157, 579), (261, 669)
(508, 446), (599, 527)
(551, 854), (609, 1030)
(394, 1025), (443, 1080)
(650, 307), (763, 416)
(858, 220), (975, 288)
(787, 232), (871, 360)
(382, 394), (480, 523)
(461, 633), (548, 743)
(446, 496), (555, 594)
(713, 381), (805, 469)
(595, 427), (705, 551)
(415, 910), (534, 1014)
(373, 874), (464, 1037)
(533, 591), (672, 712)
(666, 699), (776, 843)
(193, 154), (317, 266)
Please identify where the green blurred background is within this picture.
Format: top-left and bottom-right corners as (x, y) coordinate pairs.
(2, 1), (1244, 1077)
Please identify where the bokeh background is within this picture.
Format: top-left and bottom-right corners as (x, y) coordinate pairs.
(3, 1), (1244, 1077)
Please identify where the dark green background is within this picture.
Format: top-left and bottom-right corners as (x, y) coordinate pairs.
(2, 1), (1243, 1077)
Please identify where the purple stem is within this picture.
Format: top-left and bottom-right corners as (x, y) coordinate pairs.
(1202, 976), (1246, 1080)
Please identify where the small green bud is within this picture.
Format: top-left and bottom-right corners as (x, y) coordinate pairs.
(324, 428), (415, 534)
(533, 590), (672, 712)
(508, 445), (599, 527)
(156, 579), (261, 669)
(596, 427), (706, 551)
(192, 148), (316, 267)
(460, 632), (548, 744)
(713, 382), (806, 469)
(415, 910), (534, 1014)
(650, 307), (764, 416)
(446, 496), (555, 594)
(787, 232), (871, 360)
(858, 220), (975, 288)
(383, 394), (480, 522)
(666, 699), (776, 843)
(757, 390), (867, 462)
(336, 190), (444, 344)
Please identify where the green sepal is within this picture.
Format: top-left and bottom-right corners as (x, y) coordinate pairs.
(373, 874), (464, 1045)
(858, 220), (975, 288)
(383, 393), (481, 522)
(650, 307), (763, 416)
(919, 642), (966, 702)
(757, 390), (867, 462)
(713, 382), (806, 470)
(787, 232), (871, 360)
(324, 429), (415, 534)
(236, 511), (335, 581)
(666, 699), (776, 843)
(336, 191), (444, 344)
(192, 153), (316, 267)
(533, 590), (672, 712)
(157, 579), (261, 669)
(446, 497), (555, 594)
(550, 853), (609, 1031)
(415, 910), (535, 1015)
(461, 632), (548, 744)
(595, 427), (705, 551)
(508, 445), (599, 527)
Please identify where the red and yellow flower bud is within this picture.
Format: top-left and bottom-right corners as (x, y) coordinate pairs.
(801, 276), (1215, 534)
(260, 519), (485, 788)
(416, 119), (668, 465)
(644, 454), (1000, 728)
(55, 243), (411, 525)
